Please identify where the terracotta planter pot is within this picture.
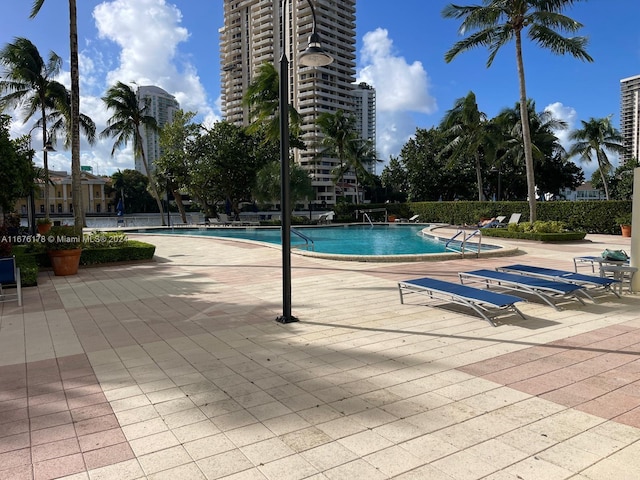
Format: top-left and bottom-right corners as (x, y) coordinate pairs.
(48, 249), (82, 276)
(37, 223), (51, 234)
(621, 224), (631, 238)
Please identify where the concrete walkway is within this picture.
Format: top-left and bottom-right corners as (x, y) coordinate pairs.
(0, 230), (639, 480)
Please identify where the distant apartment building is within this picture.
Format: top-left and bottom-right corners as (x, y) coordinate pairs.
(353, 82), (377, 175)
(135, 85), (180, 175)
(219, 0), (357, 206)
(620, 74), (640, 164)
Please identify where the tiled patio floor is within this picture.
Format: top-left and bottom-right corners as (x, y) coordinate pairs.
(0, 229), (639, 479)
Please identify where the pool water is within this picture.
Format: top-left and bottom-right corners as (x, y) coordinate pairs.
(138, 224), (482, 256)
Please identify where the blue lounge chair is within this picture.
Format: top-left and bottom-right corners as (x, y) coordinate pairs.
(0, 256), (22, 306)
(398, 277), (526, 326)
(459, 269), (585, 311)
(496, 264), (621, 300)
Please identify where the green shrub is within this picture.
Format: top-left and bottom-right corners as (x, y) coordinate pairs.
(80, 240), (155, 265)
(12, 251), (39, 287)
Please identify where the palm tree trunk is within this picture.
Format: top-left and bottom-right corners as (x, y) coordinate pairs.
(40, 102), (50, 221)
(173, 189), (188, 223)
(515, 33), (537, 222)
(69, 0), (83, 230)
(135, 128), (166, 224)
(475, 153), (483, 201)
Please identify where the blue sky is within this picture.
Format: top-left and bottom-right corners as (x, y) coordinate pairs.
(1, 0), (639, 177)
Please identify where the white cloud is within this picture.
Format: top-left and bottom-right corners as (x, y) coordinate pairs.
(93, 0), (218, 123)
(356, 28), (437, 164)
(544, 101), (576, 150)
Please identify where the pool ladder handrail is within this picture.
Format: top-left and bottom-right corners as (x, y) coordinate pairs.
(363, 213), (373, 226)
(445, 229), (482, 257)
(291, 228), (315, 251)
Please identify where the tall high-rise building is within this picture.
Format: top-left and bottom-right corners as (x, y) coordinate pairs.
(219, 0), (357, 206)
(353, 82), (377, 175)
(620, 74), (640, 164)
(135, 85), (180, 174)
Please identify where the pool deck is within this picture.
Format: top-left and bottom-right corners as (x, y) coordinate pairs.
(1, 230), (639, 480)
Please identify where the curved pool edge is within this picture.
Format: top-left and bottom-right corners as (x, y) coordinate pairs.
(121, 223), (519, 263)
(292, 224), (519, 262)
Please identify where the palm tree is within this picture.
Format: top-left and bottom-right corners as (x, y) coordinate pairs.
(442, 0), (593, 221)
(567, 116), (626, 200)
(101, 81), (165, 223)
(0, 37), (66, 221)
(39, 87), (96, 150)
(243, 62), (303, 146)
(30, 0), (83, 229)
(439, 91), (492, 201)
(317, 109), (359, 199)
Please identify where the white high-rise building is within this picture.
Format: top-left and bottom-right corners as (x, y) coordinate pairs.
(135, 85), (180, 174)
(219, 0), (357, 206)
(353, 82), (377, 175)
(620, 74), (640, 164)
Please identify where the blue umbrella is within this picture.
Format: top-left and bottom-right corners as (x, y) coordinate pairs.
(116, 198), (124, 216)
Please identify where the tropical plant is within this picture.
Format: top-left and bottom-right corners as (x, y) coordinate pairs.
(317, 110), (360, 199)
(0, 115), (32, 215)
(31, 0), (83, 229)
(39, 86), (96, 150)
(253, 161), (315, 211)
(439, 91), (493, 201)
(187, 121), (270, 215)
(442, 0), (593, 221)
(0, 37), (66, 221)
(156, 110), (201, 223)
(567, 116), (627, 200)
(242, 62), (304, 147)
(101, 81), (165, 223)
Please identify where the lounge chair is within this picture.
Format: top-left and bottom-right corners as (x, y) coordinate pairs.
(458, 269), (585, 310)
(496, 264), (621, 300)
(318, 211), (334, 225)
(398, 277), (526, 326)
(0, 256), (22, 306)
(409, 214), (420, 223)
(478, 215), (505, 228)
(496, 213), (521, 228)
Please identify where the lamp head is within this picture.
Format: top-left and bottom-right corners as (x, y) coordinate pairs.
(43, 141), (56, 152)
(300, 32), (333, 67)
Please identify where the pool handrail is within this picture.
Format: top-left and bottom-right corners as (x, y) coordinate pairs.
(445, 229), (482, 257)
(291, 228), (315, 251)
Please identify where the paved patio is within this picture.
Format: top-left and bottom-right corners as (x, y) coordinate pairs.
(0, 230), (639, 480)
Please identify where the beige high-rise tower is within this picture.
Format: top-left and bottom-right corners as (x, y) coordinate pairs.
(219, 0), (357, 206)
(620, 74), (640, 164)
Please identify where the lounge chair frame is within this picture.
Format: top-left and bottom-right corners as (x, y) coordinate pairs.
(573, 255), (628, 273)
(459, 269), (585, 311)
(496, 264), (621, 301)
(398, 277), (526, 326)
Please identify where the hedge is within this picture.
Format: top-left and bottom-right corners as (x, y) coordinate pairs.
(339, 200), (631, 235)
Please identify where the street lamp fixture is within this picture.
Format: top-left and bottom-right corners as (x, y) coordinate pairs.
(277, 0), (333, 324)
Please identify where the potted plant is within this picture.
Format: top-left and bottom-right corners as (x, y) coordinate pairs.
(37, 218), (52, 234)
(615, 213), (632, 238)
(46, 225), (83, 276)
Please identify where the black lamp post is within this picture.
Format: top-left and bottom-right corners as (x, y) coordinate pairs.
(276, 0), (333, 324)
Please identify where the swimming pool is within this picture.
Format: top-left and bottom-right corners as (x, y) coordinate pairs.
(132, 224), (502, 258)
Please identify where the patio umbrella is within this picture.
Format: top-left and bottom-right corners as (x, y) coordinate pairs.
(116, 197), (124, 216)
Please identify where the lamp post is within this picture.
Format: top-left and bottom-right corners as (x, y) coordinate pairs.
(276, 0), (333, 324)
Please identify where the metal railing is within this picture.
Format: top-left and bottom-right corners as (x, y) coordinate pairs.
(445, 229), (482, 257)
(291, 228), (315, 251)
